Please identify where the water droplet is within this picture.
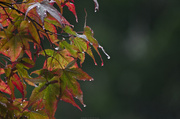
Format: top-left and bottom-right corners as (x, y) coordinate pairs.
(95, 62), (97, 65)
(36, 109), (38, 111)
(9, 7), (11, 10)
(43, 26), (45, 30)
(107, 56), (110, 59)
(55, 47), (59, 50)
(6, 48), (10, 52)
(28, 20), (30, 23)
(20, 103), (23, 106)
(44, 12), (47, 17)
(23, 100), (25, 102)
(83, 104), (87, 107)
(89, 78), (94, 81)
(37, 5), (40, 9)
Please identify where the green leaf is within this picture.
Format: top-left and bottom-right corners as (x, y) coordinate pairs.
(84, 26), (110, 65)
(45, 17), (61, 27)
(24, 83), (46, 110)
(0, 34), (23, 62)
(40, 49), (75, 70)
(16, 63), (31, 79)
(63, 26), (77, 36)
(84, 26), (99, 47)
(83, 26), (103, 64)
(25, 78), (46, 85)
(43, 76), (60, 118)
(28, 21), (40, 45)
(25, 76), (60, 118)
(20, 58), (35, 69)
(72, 37), (96, 65)
(61, 70), (86, 107)
(65, 68), (93, 81)
(0, 27), (33, 62)
(23, 111), (49, 119)
(65, 59), (77, 69)
(60, 40), (79, 58)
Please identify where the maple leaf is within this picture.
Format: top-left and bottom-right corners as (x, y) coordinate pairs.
(83, 26), (110, 66)
(0, 79), (11, 95)
(40, 49), (75, 70)
(11, 74), (26, 100)
(24, 76), (60, 118)
(44, 21), (58, 44)
(65, 2), (78, 22)
(25, 0), (70, 27)
(60, 68), (91, 108)
(23, 111), (49, 119)
(60, 88), (82, 111)
(0, 29), (32, 62)
(0, 0), (109, 118)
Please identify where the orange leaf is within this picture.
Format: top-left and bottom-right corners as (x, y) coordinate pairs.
(0, 68), (5, 75)
(0, 79), (11, 95)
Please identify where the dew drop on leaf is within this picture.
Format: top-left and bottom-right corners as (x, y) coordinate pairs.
(20, 103), (23, 106)
(28, 20), (30, 23)
(43, 26), (45, 30)
(101, 62), (104, 66)
(89, 78), (94, 81)
(36, 109), (38, 111)
(55, 47), (59, 50)
(95, 62), (97, 65)
(83, 104), (87, 107)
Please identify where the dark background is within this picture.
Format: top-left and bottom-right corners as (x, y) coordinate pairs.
(34, 0), (180, 118)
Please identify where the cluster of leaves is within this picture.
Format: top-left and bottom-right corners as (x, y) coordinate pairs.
(0, 0), (109, 118)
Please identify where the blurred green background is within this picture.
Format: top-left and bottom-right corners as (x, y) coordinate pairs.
(35, 0), (180, 118)
(53, 0), (180, 119)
